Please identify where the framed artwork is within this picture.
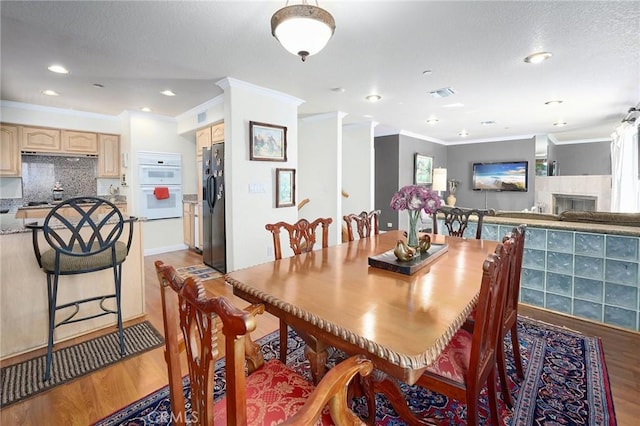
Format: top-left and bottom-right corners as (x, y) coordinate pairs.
(276, 168), (296, 208)
(249, 121), (287, 161)
(414, 154), (433, 185)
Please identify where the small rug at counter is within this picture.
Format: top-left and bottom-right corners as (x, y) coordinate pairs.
(0, 321), (164, 408)
(176, 264), (223, 281)
(93, 315), (616, 425)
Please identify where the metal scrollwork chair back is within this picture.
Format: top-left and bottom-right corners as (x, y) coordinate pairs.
(28, 196), (136, 380)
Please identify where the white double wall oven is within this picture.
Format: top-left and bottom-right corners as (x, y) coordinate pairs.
(138, 151), (182, 220)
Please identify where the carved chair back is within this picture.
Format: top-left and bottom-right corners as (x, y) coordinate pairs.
(343, 210), (381, 241)
(265, 217), (333, 260)
(432, 207), (488, 239)
(154, 260), (373, 426)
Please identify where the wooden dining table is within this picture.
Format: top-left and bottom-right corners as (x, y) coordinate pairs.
(227, 230), (499, 388)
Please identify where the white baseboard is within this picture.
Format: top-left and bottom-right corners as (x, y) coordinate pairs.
(144, 244), (189, 256)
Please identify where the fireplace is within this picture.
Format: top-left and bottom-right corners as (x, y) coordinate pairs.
(553, 194), (597, 214)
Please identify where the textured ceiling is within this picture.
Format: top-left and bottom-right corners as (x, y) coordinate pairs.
(1, 1), (638, 145)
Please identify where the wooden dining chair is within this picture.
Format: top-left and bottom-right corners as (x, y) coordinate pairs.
(374, 239), (513, 426)
(265, 217), (333, 366)
(343, 210), (381, 241)
(461, 224), (527, 409)
(155, 260), (373, 426)
(432, 207), (488, 239)
(499, 225), (527, 380)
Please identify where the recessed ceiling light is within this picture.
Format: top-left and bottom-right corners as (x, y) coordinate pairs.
(141, 107), (152, 112)
(366, 94), (381, 102)
(47, 65), (69, 74)
(422, 70), (433, 75)
(480, 120), (496, 126)
(92, 83), (104, 88)
(443, 103), (464, 108)
(363, 114), (373, 119)
(429, 87), (456, 98)
(524, 51), (552, 64)
(553, 121), (568, 127)
(331, 87), (346, 93)
(545, 100), (563, 105)
(161, 90), (176, 97)
(426, 118), (439, 124)
(459, 130), (469, 137)
(42, 90), (59, 96)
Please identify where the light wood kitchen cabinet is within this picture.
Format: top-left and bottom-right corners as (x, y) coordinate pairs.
(0, 124), (21, 176)
(61, 130), (98, 154)
(21, 126), (61, 152)
(211, 123), (224, 143)
(196, 127), (211, 159)
(183, 202), (195, 248)
(98, 134), (120, 177)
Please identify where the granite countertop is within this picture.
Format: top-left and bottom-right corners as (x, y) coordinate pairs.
(1, 214), (142, 236)
(482, 215), (640, 237)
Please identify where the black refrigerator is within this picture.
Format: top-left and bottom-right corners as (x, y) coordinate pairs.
(202, 144), (226, 273)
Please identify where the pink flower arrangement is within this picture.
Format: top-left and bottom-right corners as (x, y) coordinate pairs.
(390, 185), (442, 215)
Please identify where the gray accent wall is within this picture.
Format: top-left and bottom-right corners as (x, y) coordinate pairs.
(374, 134), (447, 231)
(551, 141), (611, 175)
(447, 137), (536, 211)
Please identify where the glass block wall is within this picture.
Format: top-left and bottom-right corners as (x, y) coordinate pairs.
(436, 219), (640, 332)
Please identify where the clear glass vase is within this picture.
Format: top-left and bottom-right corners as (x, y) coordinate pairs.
(407, 210), (420, 248)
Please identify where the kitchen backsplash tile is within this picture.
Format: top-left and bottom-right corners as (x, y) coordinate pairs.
(22, 155), (97, 202)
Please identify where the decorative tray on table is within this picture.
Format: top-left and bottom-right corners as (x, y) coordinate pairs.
(368, 243), (449, 275)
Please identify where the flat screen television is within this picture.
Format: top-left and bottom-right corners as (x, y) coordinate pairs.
(472, 161), (528, 191)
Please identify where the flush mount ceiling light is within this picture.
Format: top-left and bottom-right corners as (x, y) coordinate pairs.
(553, 121), (568, 127)
(366, 94), (381, 102)
(92, 83), (104, 88)
(524, 51), (552, 64)
(426, 118), (439, 124)
(545, 100), (563, 105)
(141, 107), (152, 112)
(47, 65), (69, 74)
(480, 120), (496, 126)
(271, 0), (336, 62)
(459, 130), (469, 137)
(42, 89), (59, 96)
(161, 90), (176, 96)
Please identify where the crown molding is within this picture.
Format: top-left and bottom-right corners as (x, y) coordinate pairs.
(215, 77), (305, 106)
(175, 94), (224, 122)
(1, 100), (119, 122)
(300, 111), (348, 123)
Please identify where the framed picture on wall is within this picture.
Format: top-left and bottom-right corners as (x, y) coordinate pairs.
(276, 168), (296, 208)
(249, 121), (287, 161)
(414, 154), (433, 185)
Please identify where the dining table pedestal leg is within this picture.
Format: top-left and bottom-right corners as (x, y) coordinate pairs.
(304, 343), (329, 384)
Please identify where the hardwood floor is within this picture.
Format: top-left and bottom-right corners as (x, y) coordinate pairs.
(1, 249), (638, 425)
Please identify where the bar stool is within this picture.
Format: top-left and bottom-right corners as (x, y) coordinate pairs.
(27, 197), (136, 381)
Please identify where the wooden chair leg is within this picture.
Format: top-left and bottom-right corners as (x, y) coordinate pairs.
(279, 319), (288, 362)
(510, 324), (525, 378)
(486, 368), (501, 426)
(496, 339), (513, 408)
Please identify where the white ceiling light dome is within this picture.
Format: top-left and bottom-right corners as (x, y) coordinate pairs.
(271, 1), (336, 62)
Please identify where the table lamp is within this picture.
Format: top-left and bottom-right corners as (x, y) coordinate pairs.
(432, 167), (447, 202)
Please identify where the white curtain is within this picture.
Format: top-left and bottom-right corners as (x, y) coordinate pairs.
(610, 122), (640, 212)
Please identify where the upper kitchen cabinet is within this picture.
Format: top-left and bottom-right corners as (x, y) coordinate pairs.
(211, 123), (224, 143)
(21, 126), (61, 152)
(61, 130), (98, 155)
(0, 124), (21, 176)
(98, 134), (120, 178)
(195, 122), (224, 158)
(196, 127), (211, 159)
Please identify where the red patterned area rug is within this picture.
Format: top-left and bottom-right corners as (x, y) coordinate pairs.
(93, 316), (616, 425)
